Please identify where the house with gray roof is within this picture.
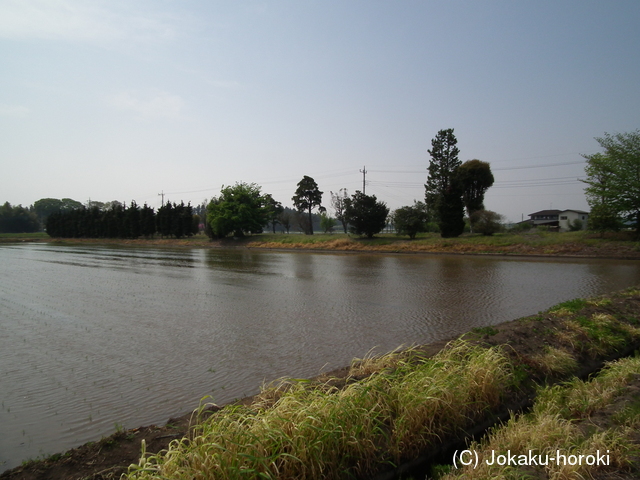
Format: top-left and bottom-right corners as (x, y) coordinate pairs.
(528, 209), (589, 232)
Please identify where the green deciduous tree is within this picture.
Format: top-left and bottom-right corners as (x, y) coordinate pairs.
(393, 201), (429, 239)
(292, 176), (324, 235)
(344, 191), (389, 238)
(470, 209), (504, 236)
(319, 212), (336, 233)
(455, 159), (494, 225)
(61, 198), (83, 210)
(587, 204), (622, 234)
(33, 197), (82, 226)
(581, 131), (640, 232)
(264, 194), (284, 234)
(330, 189), (349, 233)
(33, 198), (63, 226)
(207, 183), (268, 238)
(278, 209), (293, 234)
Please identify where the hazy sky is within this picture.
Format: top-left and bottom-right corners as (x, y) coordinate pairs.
(2, 1), (639, 222)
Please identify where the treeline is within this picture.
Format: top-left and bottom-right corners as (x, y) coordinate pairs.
(204, 179), (393, 239)
(4, 127), (504, 239)
(46, 201), (199, 239)
(0, 202), (40, 233)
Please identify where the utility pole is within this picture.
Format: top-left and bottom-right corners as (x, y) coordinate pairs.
(359, 166), (367, 195)
(158, 190), (165, 207)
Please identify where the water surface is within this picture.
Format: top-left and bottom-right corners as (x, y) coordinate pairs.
(1, 243), (639, 470)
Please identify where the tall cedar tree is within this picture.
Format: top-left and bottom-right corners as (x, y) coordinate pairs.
(344, 191), (389, 238)
(140, 203), (156, 238)
(123, 201), (141, 239)
(425, 129), (465, 237)
(43, 201), (199, 239)
(292, 176), (324, 235)
(438, 186), (466, 238)
(425, 128), (461, 217)
(156, 201), (174, 238)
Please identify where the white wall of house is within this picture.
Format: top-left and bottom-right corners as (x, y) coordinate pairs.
(558, 210), (588, 232)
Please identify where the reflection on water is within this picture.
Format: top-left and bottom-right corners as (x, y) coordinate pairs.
(1, 243), (639, 470)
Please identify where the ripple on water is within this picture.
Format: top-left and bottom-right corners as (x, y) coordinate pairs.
(2, 245), (640, 471)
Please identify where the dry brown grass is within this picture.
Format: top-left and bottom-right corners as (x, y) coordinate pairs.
(126, 341), (516, 480)
(441, 356), (640, 480)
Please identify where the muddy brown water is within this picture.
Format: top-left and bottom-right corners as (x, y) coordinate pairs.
(1, 243), (640, 471)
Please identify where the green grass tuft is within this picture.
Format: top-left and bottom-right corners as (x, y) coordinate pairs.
(126, 341), (518, 480)
(549, 298), (588, 315)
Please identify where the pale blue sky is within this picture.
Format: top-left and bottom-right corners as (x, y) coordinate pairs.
(1, 1), (639, 222)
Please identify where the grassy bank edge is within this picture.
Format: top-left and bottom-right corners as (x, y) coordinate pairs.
(4, 231), (640, 259)
(438, 355), (640, 479)
(122, 287), (640, 480)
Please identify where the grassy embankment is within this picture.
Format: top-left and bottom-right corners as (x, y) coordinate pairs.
(248, 230), (640, 257)
(124, 288), (640, 480)
(439, 355), (640, 479)
(0, 232), (49, 241)
(7, 230), (640, 258)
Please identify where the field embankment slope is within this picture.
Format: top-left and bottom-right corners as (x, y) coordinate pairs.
(4, 230), (640, 260)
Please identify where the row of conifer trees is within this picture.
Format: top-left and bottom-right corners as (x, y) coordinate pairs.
(46, 201), (199, 239)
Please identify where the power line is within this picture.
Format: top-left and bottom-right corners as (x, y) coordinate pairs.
(492, 160), (585, 171)
(367, 175), (585, 190)
(368, 160), (586, 174)
(155, 168), (359, 198)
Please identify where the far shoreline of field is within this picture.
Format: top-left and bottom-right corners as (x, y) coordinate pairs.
(3, 230), (640, 261)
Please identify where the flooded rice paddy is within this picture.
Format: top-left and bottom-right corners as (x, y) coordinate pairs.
(1, 243), (640, 470)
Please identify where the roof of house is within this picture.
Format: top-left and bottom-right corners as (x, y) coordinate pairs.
(559, 209), (589, 215)
(529, 209), (589, 217)
(529, 210), (562, 217)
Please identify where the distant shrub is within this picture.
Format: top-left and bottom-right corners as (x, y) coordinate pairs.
(393, 202), (429, 239)
(471, 210), (504, 236)
(426, 221), (440, 233)
(568, 219), (583, 232)
(509, 222), (532, 233)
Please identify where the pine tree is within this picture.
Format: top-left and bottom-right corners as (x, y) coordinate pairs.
(425, 128), (461, 217)
(425, 128), (465, 237)
(292, 176), (324, 235)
